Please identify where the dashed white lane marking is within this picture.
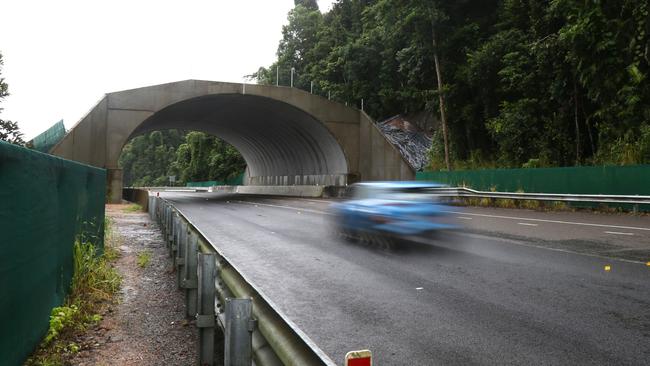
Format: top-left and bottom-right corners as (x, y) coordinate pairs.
(604, 231), (634, 236)
(457, 216), (473, 220)
(518, 222), (538, 227)
(442, 210), (650, 232)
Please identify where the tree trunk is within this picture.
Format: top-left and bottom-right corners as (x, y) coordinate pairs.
(431, 19), (451, 171)
(574, 77), (580, 165)
(586, 116), (596, 158)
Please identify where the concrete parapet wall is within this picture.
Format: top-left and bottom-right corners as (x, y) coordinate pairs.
(122, 188), (150, 211)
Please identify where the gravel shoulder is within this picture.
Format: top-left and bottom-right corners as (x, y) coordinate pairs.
(70, 204), (197, 365)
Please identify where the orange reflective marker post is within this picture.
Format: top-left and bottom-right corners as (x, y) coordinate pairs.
(345, 350), (372, 366)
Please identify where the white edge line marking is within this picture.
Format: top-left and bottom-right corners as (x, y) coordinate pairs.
(517, 222), (538, 226)
(299, 198), (329, 204)
(443, 210), (650, 232)
(233, 200), (332, 215)
(604, 231), (634, 236)
(457, 216), (473, 220)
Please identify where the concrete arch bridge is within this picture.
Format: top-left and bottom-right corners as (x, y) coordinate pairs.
(51, 80), (414, 202)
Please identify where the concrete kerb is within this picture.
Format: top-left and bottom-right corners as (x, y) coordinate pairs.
(149, 195), (337, 366)
(207, 185), (348, 198)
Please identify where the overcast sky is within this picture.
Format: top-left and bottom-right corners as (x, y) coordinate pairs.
(0, 0), (335, 140)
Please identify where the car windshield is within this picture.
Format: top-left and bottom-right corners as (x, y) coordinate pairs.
(378, 187), (439, 201)
(349, 185), (440, 201)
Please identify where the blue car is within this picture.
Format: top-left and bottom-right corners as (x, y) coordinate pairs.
(331, 181), (456, 246)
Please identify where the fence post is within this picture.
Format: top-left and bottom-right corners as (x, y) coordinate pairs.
(224, 298), (254, 366)
(183, 232), (199, 318)
(197, 253), (217, 366)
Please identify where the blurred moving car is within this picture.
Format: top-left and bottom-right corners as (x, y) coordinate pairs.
(330, 181), (457, 247)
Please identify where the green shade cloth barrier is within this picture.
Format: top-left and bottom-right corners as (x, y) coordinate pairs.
(0, 141), (106, 365)
(30, 120), (66, 153)
(186, 173), (244, 187)
(417, 165), (650, 211)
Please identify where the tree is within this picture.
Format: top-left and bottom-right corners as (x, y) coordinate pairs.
(294, 0), (318, 11)
(0, 52), (25, 145)
(0, 120), (24, 145)
(119, 130), (246, 187)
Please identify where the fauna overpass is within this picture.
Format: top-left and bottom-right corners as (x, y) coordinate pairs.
(51, 80), (414, 203)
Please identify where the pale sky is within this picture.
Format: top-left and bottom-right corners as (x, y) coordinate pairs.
(0, 0), (336, 140)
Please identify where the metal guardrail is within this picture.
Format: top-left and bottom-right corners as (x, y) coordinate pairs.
(148, 195), (336, 366)
(430, 187), (650, 205)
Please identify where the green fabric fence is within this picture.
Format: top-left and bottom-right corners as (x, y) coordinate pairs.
(0, 141), (106, 365)
(186, 173), (244, 187)
(416, 165), (650, 195)
(30, 120), (66, 153)
(417, 165), (650, 211)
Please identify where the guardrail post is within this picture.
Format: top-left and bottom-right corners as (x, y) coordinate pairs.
(176, 220), (188, 288)
(167, 208), (173, 253)
(170, 213), (178, 259)
(224, 298), (254, 366)
(160, 201), (165, 227)
(173, 215), (180, 261)
(183, 232), (199, 318)
(197, 253), (217, 366)
(165, 206), (172, 246)
(148, 196), (153, 218)
(162, 204), (167, 237)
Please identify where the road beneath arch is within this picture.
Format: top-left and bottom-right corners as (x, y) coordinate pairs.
(161, 192), (650, 365)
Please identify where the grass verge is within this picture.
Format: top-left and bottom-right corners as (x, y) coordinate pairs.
(25, 217), (121, 366)
(123, 203), (143, 213)
(137, 250), (151, 268)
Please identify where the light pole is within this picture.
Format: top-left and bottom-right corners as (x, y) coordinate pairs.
(290, 67), (295, 88)
(276, 66), (279, 86)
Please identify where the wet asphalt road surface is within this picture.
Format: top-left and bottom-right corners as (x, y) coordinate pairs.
(161, 192), (650, 365)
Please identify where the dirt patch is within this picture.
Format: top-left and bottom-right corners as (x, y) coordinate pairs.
(69, 204), (197, 365)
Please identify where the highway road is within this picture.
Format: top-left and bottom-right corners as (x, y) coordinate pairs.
(161, 192), (650, 365)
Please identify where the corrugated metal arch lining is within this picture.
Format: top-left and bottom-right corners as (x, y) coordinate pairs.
(129, 94), (348, 178)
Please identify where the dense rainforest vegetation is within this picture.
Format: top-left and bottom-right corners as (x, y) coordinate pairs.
(253, 0), (650, 170)
(119, 130), (246, 187)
